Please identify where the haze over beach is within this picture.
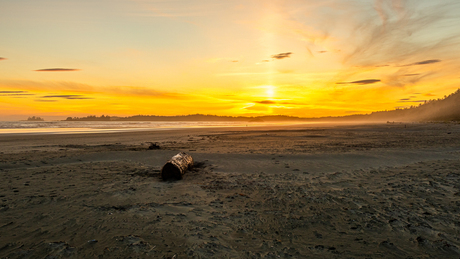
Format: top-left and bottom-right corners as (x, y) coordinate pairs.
(2, 1), (460, 259)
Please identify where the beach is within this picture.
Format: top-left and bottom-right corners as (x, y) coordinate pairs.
(1, 122), (460, 258)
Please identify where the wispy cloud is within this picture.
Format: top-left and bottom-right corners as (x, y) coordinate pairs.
(398, 99), (426, 103)
(336, 79), (381, 85)
(344, 0), (459, 90)
(35, 68), (81, 72)
(0, 90), (34, 97)
(0, 79), (190, 100)
(0, 80), (95, 92)
(0, 91), (27, 94)
(255, 100), (276, 104)
(35, 100), (58, 102)
(271, 52), (292, 60)
(403, 59), (441, 66)
(382, 69), (434, 87)
(0, 57), (6, 61)
(265, 1), (457, 91)
(0, 93), (34, 97)
(40, 95), (93, 100)
(342, 1), (457, 67)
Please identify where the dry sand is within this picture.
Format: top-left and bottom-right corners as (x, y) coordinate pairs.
(1, 122), (460, 258)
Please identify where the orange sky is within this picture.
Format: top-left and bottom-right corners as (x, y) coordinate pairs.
(1, 0), (460, 120)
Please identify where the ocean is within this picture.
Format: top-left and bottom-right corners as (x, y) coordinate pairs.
(0, 121), (252, 134)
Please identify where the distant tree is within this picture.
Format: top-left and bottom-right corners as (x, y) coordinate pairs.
(27, 116), (44, 121)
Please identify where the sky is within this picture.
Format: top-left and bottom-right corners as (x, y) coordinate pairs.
(1, 0), (460, 120)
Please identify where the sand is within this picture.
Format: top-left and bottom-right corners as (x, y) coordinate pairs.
(1, 122), (460, 258)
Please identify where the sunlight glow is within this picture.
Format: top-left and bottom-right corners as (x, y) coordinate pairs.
(265, 85), (275, 98)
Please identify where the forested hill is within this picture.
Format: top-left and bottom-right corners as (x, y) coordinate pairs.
(365, 89), (460, 122)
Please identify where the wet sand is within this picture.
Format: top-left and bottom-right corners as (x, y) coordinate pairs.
(1, 122), (460, 258)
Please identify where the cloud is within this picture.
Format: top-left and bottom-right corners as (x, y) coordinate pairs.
(35, 100), (58, 102)
(271, 52), (292, 60)
(255, 100), (276, 105)
(0, 57), (6, 61)
(0, 93), (34, 96)
(382, 69), (434, 87)
(244, 104), (270, 112)
(0, 79), (190, 101)
(252, 100), (314, 107)
(0, 91), (27, 94)
(317, 51), (327, 54)
(40, 95), (93, 100)
(0, 90), (34, 97)
(206, 58), (240, 64)
(35, 68), (81, 72)
(341, 1), (459, 70)
(403, 59), (441, 66)
(336, 79), (381, 85)
(0, 80), (97, 95)
(398, 99), (427, 103)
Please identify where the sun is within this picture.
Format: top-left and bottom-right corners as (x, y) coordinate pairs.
(265, 85), (275, 98)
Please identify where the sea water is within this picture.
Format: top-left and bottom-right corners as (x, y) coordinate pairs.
(0, 121), (251, 134)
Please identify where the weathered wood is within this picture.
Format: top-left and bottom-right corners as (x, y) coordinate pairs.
(161, 152), (194, 180)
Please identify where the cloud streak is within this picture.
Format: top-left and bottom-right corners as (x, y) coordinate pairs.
(0, 79), (191, 101)
(403, 59), (441, 66)
(35, 100), (58, 102)
(271, 52), (292, 60)
(255, 100), (276, 105)
(35, 68), (81, 72)
(397, 99), (427, 103)
(0, 93), (34, 96)
(41, 95), (93, 100)
(0, 57), (6, 61)
(0, 91), (28, 94)
(342, 1), (459, 68)
(336, 79), (381, 85)
(0, 90), (34, 97)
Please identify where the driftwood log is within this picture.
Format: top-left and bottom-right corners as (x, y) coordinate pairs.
(161, 152), (194, 180)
